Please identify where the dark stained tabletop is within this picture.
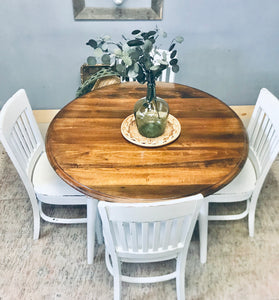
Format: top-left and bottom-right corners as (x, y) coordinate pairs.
(46, 82), (248, 203)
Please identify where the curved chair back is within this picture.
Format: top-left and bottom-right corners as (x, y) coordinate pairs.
(99, 195), (203, 261)
(152, 49), (175, 83)
(98, 194), (204, 299)
(247, 88), (279, 186)
(0, 89), (44, 184)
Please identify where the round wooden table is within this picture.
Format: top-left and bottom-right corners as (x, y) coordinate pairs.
(46, 82), (248, 264)
(46, 82), (248, 201)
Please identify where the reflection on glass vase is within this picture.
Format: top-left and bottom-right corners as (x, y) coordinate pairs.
(134, 83), (169, 138)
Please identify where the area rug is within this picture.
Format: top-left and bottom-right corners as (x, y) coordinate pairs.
(0, 143), (278, 300)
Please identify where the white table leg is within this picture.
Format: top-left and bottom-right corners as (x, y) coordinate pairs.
(199, 199), (208, 264)
(87, 197), (98, 264)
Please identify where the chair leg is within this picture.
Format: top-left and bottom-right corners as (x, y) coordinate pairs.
(95, 211), (104, 244)
(248, 194), (258, 237)
(248, 210), (255, 237)
(87, 197), (98, 265)
(113, 275), (122, 300)
(33, 206), (40, 240)
(198, 200), (208, 264)
(176, 255), (186, 300)
(111, 256), (122, 300)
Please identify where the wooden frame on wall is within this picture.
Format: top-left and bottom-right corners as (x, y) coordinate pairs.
(72, 0), (163, 20)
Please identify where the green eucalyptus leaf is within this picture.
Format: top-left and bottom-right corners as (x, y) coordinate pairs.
(150, 65), (160, 71)
(123, 43), (130, 52)
(170, 50), (177, 59)
(93, 48), (103, 57)
(147, 30), (156, 37)
(127, 39), (144, 47)
(86, 39), (97, 49)
(129, 49), (140, 60)
(144, 57), (152, 70)
(116, 64), (126, 74)
(175, 36), (184, 43)
(133, 63), (139, 73)
(101, 43), (108, 51)
(141, 32), (148, 40)
(136, 66), (145, 84)
(143, 40), (153, 53)
(169, 43), (175, 52)
(159, 60), (169, 66)
(132, 29), (141, 35)
(114, 48), (122, 57)
(170, 58), (178, 66)
(128, 68), (138, 78)
(101, 54), (111, 65)
(102, 35), (111, 41)
(87, 56), (97, 66)
(172, 65), (180, 73)
(122, 54), (132, 67)
(149, 37), (155, 44)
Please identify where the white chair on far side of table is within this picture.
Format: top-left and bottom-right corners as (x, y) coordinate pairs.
(0, 89), (100, 264)
(98, 194), (204, 300)
(122, 49), (176, 83)
(205, 88), (279, 237)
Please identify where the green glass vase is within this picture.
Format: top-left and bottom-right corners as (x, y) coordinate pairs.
(134, 83), (169, 138)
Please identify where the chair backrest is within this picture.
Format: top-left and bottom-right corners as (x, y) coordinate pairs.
(247, 88), (279, 183)
(152, 49), (175, 83)
(0, 89), (44, 184)
(98, 194), (203, 261)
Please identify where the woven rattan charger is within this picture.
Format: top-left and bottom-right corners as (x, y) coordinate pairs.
(121, 114), (181, 147)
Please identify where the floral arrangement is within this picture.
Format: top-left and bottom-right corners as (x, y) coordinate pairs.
(85, 28), (184, 85)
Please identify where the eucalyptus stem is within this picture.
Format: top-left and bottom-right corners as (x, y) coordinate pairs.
(146, 80), (160, 119)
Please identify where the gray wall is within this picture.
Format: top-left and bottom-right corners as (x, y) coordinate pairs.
(0, 0), (278, 109)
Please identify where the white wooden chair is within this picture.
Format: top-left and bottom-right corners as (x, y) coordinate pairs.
(153, 49), (176, 83)
(0, 89), (99, 264)
(205, 88), (279, 237)
(98, 194), (204, 300)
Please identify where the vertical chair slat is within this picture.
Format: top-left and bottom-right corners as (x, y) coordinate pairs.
(11, 129), (28, 162)
(116, 221), (128, 251)
(21, 110), (37, 149)
(10, 131), (28, 171)
(260, 128), (275, 166)
(17, 115), (33, 155)
(256, 118), (272, 160)
(254, 114), (269, 153)
(14, 122), (30, 158)
(169, 69), (175, 83)
(161, 70), (167, 82)
(162, 220), (172, 250)
(248, 107), (262, 144)
(171, 218), (184, 247)
(142, 223), (149, 252)
(152, 222), (160, 251)
(262, 133), (278, 168)
(258, 125), (274, 164)
(130, 222), (138, 252)
(251, 111), (266, 150)
(250, 108), (265, 147)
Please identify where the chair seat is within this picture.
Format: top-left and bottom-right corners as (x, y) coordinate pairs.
(33, 152), (86, 201)
(209, 157), (256, 200)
